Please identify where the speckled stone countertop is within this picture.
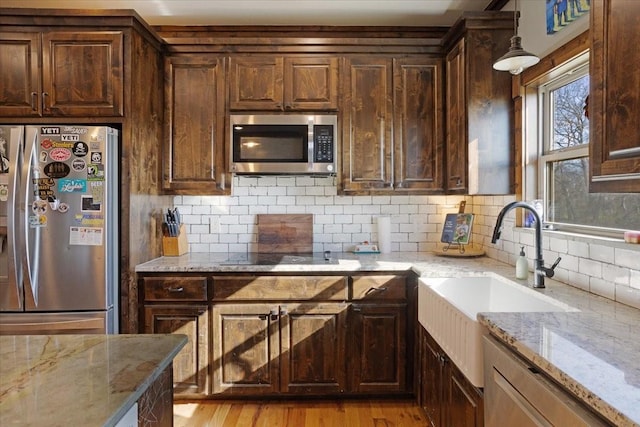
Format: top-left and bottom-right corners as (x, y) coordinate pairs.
(136, 251), (640, 426)
(0, 334), (187, 427)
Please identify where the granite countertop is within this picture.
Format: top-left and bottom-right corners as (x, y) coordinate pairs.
(136, 251), (640, 426)
(0, 334), (187, 427)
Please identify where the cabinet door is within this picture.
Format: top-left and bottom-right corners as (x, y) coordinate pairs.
(590, 0), (640, 192)
(393, 57), (444, 193)
(283, 56), (339, 111)
(163, 55), (227, 194)
(419, 327), (444, 427)
(445, 39), (467, 193)
(143, 305), (209, 397)
(42, 31), (123, 116)
(348, 303), (407, 393)
(280, 302), (347, 394)
(229, 56), (284, 110)
(0, 32), (41, 117)
(211, 304), (280, 395)
(447, 365), (484, 427)
(341, 57), (394, 193)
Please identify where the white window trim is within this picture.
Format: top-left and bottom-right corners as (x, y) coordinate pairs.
(523, 52), (629, 239)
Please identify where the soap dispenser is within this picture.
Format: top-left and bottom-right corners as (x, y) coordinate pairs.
(516, 246), (528, 279)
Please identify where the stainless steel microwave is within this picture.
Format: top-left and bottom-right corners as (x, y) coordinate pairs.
(230, 114), (337, 175)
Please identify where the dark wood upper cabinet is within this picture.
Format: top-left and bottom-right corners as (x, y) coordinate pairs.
(229, 56), (284, 110)
(0, 30), (123, 117)
(341, 55), (444, 194)
(589, 0), (640, 192)
(163, 54), (228, 194)
(394, 57), (444, 193)
(443, 13), (514, 195)
(229, 55), (338, 111)
(341, 56), (394, 193)
(284, 56), (339, 111)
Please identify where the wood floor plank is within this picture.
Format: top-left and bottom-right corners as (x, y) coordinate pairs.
(174, 399), (427, 427)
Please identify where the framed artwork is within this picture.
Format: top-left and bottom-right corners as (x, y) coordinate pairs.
(547, 0), (590, 35)
(441, 213), (474, 245)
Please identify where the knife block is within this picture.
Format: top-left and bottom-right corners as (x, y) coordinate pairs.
(162, 224), (188, 256)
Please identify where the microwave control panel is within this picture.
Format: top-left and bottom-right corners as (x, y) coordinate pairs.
(313, 125), (334, 163)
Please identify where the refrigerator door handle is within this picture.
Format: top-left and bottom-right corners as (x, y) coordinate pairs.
(7, 127), (24, 310)
(0, 316), (105, 334)
(21, 127), (40, 306)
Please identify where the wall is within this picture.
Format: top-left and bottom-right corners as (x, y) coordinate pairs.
(174, 176), (640, 310)
(505, 0), (590, 58)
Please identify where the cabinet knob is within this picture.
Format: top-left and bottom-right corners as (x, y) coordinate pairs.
(165, 286), (184, 293)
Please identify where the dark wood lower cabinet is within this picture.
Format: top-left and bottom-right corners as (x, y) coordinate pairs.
(281, 303), (348, 394)
(211, 304), (279, 395)
(211, 302), (349, 396)
(348, 303), (407, 393)
(143, 305), (209, 397)
(418, 325), (483, 427)
(139, 273), (413, 399)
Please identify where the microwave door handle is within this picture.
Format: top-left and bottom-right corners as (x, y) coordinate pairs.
(308, 122), (314, 167)
(22, 127), (40, 306)
(7, 127), (24, 309)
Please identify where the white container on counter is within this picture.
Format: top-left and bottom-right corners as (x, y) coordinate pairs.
(377, 216), (391, 253)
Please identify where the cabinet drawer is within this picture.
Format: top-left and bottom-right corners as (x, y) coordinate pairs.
(143, 277), (208, 301)
(212, 276), (348, 301)
(350, 275), (406, 300)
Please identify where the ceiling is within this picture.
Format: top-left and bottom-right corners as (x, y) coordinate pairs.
(1, 0), (500, 27)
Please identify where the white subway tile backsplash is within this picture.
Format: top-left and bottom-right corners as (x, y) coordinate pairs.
(602, 263), (630, 286)
(590, 244), (615, 264)
(549, 237), (568, 254)
(172, 177), (639, 307)
(568, 240), (589, 258)
(590, 277), (615, 300)
(615, 248), (640, 270)
(579, 258), (603, 278)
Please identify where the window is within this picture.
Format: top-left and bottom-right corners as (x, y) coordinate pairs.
(535, 57), (640, 235)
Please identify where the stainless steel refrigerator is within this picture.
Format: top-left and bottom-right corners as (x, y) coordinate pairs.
(0, 125), (118, 334)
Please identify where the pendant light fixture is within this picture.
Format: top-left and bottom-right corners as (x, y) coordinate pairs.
(493, 0), (540, 75)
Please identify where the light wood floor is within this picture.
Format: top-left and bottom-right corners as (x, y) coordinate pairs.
(174, 399), (428, 427)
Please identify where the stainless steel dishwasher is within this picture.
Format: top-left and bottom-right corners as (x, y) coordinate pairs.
(483, 335), (612, 427)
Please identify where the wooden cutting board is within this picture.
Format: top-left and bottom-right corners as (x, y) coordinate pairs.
(257, 214), (313, 253)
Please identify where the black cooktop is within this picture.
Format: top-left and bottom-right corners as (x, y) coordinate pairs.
(221, 252), (337, 265)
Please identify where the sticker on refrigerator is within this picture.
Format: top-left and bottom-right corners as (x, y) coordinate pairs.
(62, 134), (80, 142)
(0, 184), (8, 201)
(81, 195), (101, 212)
(71, 158), (86, 172)
(39, 151), (48, 163)
(0, 136), (9, 173)
(90, 152), (103, 163)
(32, 199), (48, 215)
(72, 141), (88, 157)
(44, 162), (70, 179)
(41, 127), (60, 136)
(75, 213), (104, 226)
(87, 163), (104, 180)
(28, 214), (47, 228)
(49, 147), (72, 162)
(89, 180), (104, 203)
(69, 226), (103, 246)
(59, 178), (87, 193)
(34, 178), (55, 199)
